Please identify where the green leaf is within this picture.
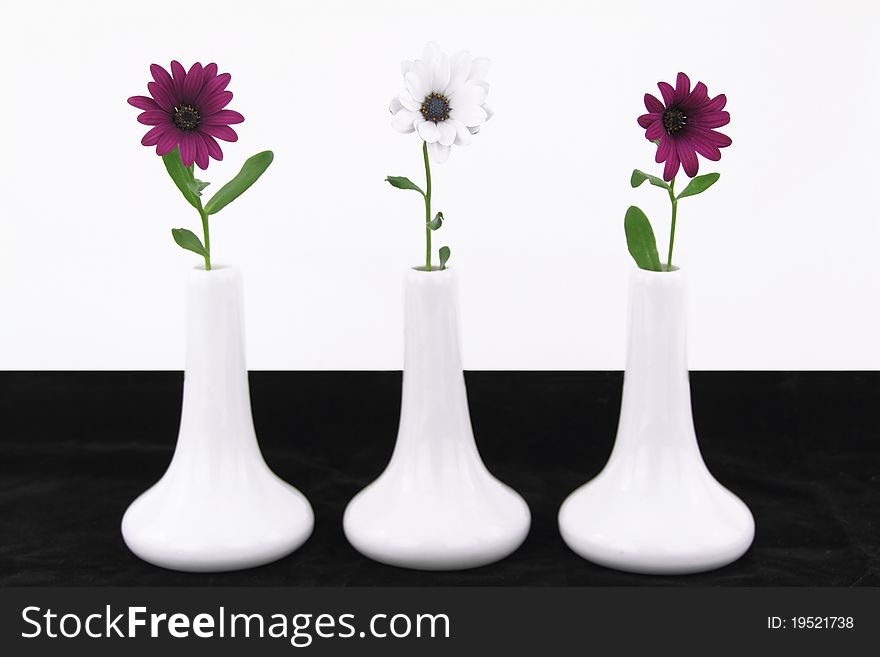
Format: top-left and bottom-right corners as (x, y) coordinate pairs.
(162, 148), (201, 210)
(385, 176), (425, 196)
(624, 206), (661, 271)
(429, 211), (444, 230)
(631, 169), (669, 190)
(204, 151), (275, 215)
(439, 246), (451, 270)
(677, 173), (720, 200)
(186, 179), (210, 197)
(171, 228), (209, 258)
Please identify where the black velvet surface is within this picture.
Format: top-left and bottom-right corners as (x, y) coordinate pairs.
(0, 371), (877, 586)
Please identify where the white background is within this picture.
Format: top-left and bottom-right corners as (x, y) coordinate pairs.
(0, 0), (878, 370)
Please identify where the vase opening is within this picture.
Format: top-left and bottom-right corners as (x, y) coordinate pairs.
(639, 264), (681, 273)
(193, 264), (231, 272)
(411, 265), (451, 272)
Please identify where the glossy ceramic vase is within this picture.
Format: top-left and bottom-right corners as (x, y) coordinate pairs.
(122, 266), (314, 572)
(344, 267), (531, 570)
(558, 266), (754, 574)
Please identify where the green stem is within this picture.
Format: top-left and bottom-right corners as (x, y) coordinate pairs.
(200, 208), (212, 271)
(422, 141), (432, 271)
(666, 177), (677, 271)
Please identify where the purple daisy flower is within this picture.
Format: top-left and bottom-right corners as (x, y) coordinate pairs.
(637, 72), (732, 181)
(128, 61), (244, 169)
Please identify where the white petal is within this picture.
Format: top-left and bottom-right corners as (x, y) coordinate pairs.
(449, 81), (487, 107)
(449, 119), (472, 146)
(392, 109), (419, 133)
(467, 104), (493, 133)
(417, 120), (441, 143)
(468, 57), (491, 83)
(390, 97), (403, 114)
(428, 141), (451, 163)
(432, 53), (451, 94)
(405, 71), (427, 103)
(399, 93), (421, 112)
(437, 121), (456, 146)
(401, 60), (416, 77)
(449, 104), (487, 127)
(448, 50), (472, 91)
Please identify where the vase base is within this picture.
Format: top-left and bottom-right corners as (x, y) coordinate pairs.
(122, 473), (314, 573)
(344, 479), (530, 571)
(558, 475), (754, 575)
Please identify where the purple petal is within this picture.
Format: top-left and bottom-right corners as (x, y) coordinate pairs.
(128, 95), (159, 110)
(689, 130), (722, 160)
(178, 133), (196, 167)
(140, 125), (168, 146)
(638, 112), (661, 128)
(156, 129), (180, 156)
(682, 81), (708, 108)
(673, 72), (690, 105)
(710, 130), (732, 148)
(195, 72), (231, 106)
(677, 139), (699, 177)
(183, 62), (204, 103)
(645, 120), (664, 141)
(656, 135), (673, 163)
(137, 110), (169, 125)
(147, 81), (174, 112)
(199, 124), (238, 142)
(170, 60), (187, 98)
(202, 63), (218, 80)
(199, 91), (233, 115)
(192, 132), (210, 169)
(696, 128), (732, 148)
(691, 110), (730, 129)
(201, 109), (244, 125)
(663, 149), (680, 181)
(199, 132), (224, 161)
(658, 81), (674, 106)
(644, 93), (665, 113)
(704, 94), (727, 112)
(150, 64), (175, 93)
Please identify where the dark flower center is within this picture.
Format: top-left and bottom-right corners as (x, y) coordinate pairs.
(172, 104), (201, 132)
(421, 92), (450, 123)
(662, 107), (687, 134)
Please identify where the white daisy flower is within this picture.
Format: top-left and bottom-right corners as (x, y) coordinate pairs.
(390, 42), (493, 163)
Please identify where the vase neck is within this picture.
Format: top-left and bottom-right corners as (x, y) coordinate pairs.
(176, 268), (259, 456)
(615, 269), (697, 448)
(395, 269), (477, 453)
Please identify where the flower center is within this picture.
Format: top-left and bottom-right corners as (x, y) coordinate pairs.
(662, 107), (687, 134)
(421, 92), (450, 123)
(172, 104), (201, 132)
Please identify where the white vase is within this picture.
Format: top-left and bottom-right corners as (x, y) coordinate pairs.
(558, 266), (754, 575)
(121, 266), (314, 572)
(343, 267), (531, 570)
